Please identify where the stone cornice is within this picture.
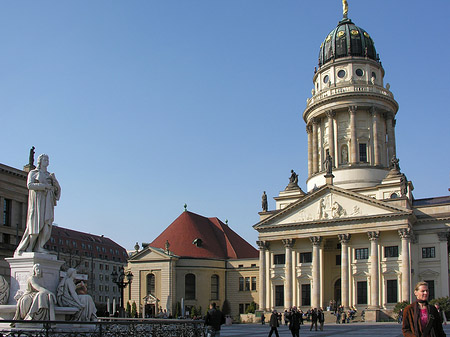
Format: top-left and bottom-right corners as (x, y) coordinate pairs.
(256, 212), (411, 232)
(0, 164), (27, 179)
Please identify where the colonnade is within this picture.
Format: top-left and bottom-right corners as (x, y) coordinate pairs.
(257, 229), (417, 311)
(306, 106), (397, 177)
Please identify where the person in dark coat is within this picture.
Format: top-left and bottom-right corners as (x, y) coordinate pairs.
(402, 281), (446, 337)
(289, 306), (301, 337)
(268, 310), (280, 337)
(310, 308), (318, 331)
(204, 302), (225, 337)
(318, 308), (325, 331)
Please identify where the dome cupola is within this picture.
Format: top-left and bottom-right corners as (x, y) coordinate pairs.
(319, 18), (378, 67)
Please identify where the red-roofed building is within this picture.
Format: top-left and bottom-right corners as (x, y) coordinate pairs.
(126, 210), (259, 319)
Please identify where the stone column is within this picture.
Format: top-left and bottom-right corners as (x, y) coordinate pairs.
(338, 234), (351, 309)
(368, 231), (380, 308)
(437, 232), (450, 297)
(257, 241), (268, 310)
(283, 239), (295, 309)
(312, 118), (319, 174)
(385, 112), (394, 163)
(310, 236), (322, 309)
(398, 228), (412, 303)
(307, 124), (313, 177)
(371, 107), (380, 166)
(349, 106), (358, 164)
(265, 247), (271, 309)
(326, 110), (336, 166)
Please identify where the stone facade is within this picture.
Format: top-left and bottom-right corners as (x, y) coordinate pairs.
(253, 14), (450, 320)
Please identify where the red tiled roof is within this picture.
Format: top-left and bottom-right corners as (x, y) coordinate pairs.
(150, 211), (258, 259)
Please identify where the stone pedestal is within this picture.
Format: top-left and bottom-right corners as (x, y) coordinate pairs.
(6, 253), (64, 305)
(364, 309), (379, 322)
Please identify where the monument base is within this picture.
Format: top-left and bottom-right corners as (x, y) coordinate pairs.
(364, 308), (380, 322)
(6, 252), (64, 305)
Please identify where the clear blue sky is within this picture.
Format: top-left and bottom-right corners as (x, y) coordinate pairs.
(2, 1), (449, 251)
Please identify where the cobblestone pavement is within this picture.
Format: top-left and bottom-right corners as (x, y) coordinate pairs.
(219, 322), (450, 337)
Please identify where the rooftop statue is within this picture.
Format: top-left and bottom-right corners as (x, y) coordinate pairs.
(262, 191), (268, 212)
(28, 146), (35, 167)
(15, 154), (61, 255)
(323, 153), (333, 176)
(13, 264), (56, 321)
(342, 0), (348, 18)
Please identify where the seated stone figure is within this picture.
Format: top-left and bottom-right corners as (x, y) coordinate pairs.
(13, 263), (56, 321)
(56, 268), (97, 321)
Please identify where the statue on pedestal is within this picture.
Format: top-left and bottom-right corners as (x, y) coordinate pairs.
(15, 154), (61, 255)
(56, 268), (97, 321)
(13, 264), (56, 321)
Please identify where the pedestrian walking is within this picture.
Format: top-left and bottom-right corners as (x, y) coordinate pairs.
(318, 308), (325, 331)
(267, 310), (280, 337)
(261, 313), (265, 325)
(310, 308), (318, 331)
(204, 302), (225, 337)
(288, 307), (301, 337)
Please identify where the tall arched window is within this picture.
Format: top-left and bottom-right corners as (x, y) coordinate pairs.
(147, 273), (155, 296)
(211, 275), (219, 300)
(185, 274), (196, 300)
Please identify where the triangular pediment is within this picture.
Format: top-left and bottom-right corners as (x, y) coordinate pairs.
(254, 185), (411, 229)
(129, 246), (177, 262)
(418, 269), (440, 278)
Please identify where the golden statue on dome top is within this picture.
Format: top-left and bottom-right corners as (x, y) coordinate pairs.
(342, 0), (348, 19)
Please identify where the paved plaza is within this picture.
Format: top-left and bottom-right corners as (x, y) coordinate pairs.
(219, 322), (450, 337)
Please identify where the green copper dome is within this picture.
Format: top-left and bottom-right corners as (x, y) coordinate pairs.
(318, 18), (378, 67)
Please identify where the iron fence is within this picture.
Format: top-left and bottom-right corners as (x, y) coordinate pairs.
(0, 318), (206, 337)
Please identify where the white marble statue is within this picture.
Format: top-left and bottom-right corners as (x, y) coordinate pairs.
(15, 154), (61, 255)
(13, 264), (56, 321)
(56, 268), (97, 321)
(0, 275), (9, 305)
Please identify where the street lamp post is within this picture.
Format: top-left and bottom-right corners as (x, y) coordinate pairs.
(111, 267), (133, 317)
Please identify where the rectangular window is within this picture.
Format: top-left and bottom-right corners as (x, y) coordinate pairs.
(422, 247), (435, 259)
(245, 277), (250, 291)
(300, 252), (312, 263)
(355, 248), (369, 260)
(239, 304), (244, 314)
(357, 281), (367, 304)
(301, 284), (311, 306)
(239, 277), (244, 291)
(336, 255), (341, 265)
(359, 143), (367, 162)
(251, 277), (257, 291)
(211, 275), (219, 300)
(384, 246), (399, 258)
(425, 280), (435, 300)
(386, 280), (398, 303)
(275, 285), (284, 307)
(3, 199), (11, 226)
(274, 254), (286, 265)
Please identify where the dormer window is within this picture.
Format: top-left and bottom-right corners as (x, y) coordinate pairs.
(192, 238), (202, 247)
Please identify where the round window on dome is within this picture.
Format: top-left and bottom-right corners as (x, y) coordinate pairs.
(338, 70), (346, 78)
(371, 72), (376, 79)
(356, 69), (364, 77)
(323, 75), (329, 84)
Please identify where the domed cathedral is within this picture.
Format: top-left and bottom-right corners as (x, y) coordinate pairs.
(254, 2), (450, 322)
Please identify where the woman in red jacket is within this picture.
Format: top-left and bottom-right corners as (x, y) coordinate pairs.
(402, 281), (446, 337)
